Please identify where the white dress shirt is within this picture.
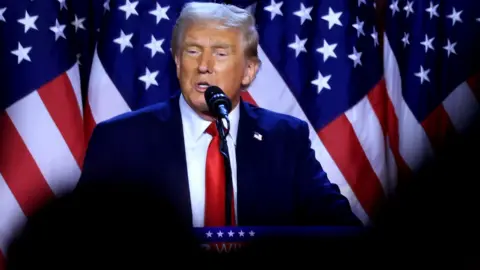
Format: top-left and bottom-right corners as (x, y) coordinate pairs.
(179, 94), (239, 227)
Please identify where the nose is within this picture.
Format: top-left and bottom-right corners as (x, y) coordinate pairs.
(197, 52), (213, 74)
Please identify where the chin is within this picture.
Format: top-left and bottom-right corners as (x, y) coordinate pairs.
(189, 98), (208, 111)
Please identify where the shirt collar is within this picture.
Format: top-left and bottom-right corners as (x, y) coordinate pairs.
(179, 93), (240, 144)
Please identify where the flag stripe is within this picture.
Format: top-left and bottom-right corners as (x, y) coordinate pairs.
(443, 81), (480, 134)
(83, 102), (97, 145)
(421, 105), (456, 154)
(0, 173), (28, 256)
(318, 114), (386, 218)
(66, 64), (84, 118)
(345, 93), (390, 196)
(0, 112), (54, 216)
(88, 50), (131, 124)
(6, 92), (81, 197)
(383, 33), (434, 171)
(367, 79), (412, 186)
(37, 73), (85, 169)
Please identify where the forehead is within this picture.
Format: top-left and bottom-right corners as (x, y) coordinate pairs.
(182, 21), (242, 47)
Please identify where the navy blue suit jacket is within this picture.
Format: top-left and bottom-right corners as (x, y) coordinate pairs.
(77, 93), (362, 227)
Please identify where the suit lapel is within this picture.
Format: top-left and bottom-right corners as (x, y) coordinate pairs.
(236, 101), (267, 225)
(151, 93), (193, 227)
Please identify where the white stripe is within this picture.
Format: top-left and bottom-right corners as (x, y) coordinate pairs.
(0, 173), (27, 254)
(443, 81), (480, 133)
(88, 48), (131, 123)
(248, 46), (369, 224)
(6, 91), (81, 196)
(345, 96), (390, 196)
(66, 63), (83, 118)
(383, 33), (434, 171)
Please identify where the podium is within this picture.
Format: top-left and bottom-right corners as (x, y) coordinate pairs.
(194, 226), (368, 254)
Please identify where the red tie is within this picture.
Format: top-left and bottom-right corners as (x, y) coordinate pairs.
(204, 122), (235, 226)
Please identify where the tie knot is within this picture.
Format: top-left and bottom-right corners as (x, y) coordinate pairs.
(205, 122), (218, 137)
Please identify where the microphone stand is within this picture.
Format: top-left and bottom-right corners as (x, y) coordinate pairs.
(215, 117), (234, 226)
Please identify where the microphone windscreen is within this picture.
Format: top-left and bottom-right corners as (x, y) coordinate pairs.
(204, 86), (231, 116)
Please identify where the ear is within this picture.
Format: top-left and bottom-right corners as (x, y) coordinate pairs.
(241, 59), (260, 86)
(174, 53), (181, 77)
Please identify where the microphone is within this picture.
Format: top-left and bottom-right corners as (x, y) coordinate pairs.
(204, 86), (232, 120)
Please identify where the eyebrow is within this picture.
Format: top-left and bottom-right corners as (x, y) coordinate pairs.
(184, 41), (234, 50)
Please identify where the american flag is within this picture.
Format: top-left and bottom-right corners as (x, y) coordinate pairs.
(0, 0), (479, 266)
(0, 0), (98, 266)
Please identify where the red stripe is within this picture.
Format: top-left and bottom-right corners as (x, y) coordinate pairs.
(0, 112), (55, 216)
(38, 73), (85, 169)
(318, 114), (386, 218)
(83, 101), (96, 145)
(240, 91), (258, 106)
(467, 72), (480, 102)
(367, 78), (412, 182)
(421, 105), (456, 154)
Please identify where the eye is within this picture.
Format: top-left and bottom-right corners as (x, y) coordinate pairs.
(214, 50), (228, 57)
(185, 48), (200, 55)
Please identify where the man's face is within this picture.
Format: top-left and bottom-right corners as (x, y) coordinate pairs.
(175, 21), (258, 119)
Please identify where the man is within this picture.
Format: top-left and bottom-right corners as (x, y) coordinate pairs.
(77, 2), (362, 227)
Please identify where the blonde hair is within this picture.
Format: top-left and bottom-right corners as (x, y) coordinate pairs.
(171, 2), (260, 63)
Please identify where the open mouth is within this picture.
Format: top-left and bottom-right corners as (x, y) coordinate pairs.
(195, 81), (210, 91)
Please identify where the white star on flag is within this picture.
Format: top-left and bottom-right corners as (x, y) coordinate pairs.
(11, 42), (32, 64)
(348, 47), (363, 67)
(316, 39), (337, 62)
(414, 65), (430, 84)
(425, 2), (439, 19)
(420, 34), (435, 53)
(443, 39), (457, 57)
(114, 30), (134, 53)
(321, 7), (342, 29)
(144, 35), (165, 58)
(288, 35), (307, 58)
(71, 15), (86, 32)
(371, 27), (379, 47)
(352, 17), (365, 37)
(149, 3), (169, 24)
(311, 71), (332, 94)
(18, 11), (38, 33)
(389, 0), (400, 16)
(57, 0), (67, 10)
(103, 0), (110, 12)
(0, 7), (6, 22)
(402, 32), (410, 47)
(404, 1), (414, 18)
(446, 7), (463, 26)
(119, 0), (138, 20)
(50, 19), (66, 41)
(264, 0), (283, 20)
(293, 3), (312, 25)
(138, 68), (159, 90)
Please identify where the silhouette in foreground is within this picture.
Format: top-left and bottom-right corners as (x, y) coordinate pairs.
(6, 180), (202, 269)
